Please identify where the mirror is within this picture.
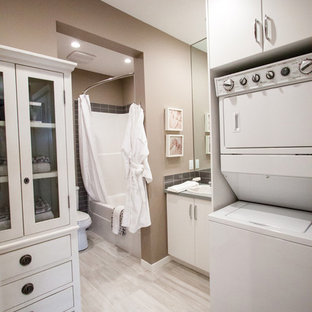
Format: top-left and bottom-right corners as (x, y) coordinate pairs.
(191, 38), (210, 171)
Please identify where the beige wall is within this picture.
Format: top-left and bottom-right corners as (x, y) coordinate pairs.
(72, 69), (134, 106)
(191, 47), (210, 170)
(121, 77), (135, 105)
(0, 0), (193, 264)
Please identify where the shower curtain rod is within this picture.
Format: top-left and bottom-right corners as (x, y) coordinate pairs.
(82, 72), (134, 95)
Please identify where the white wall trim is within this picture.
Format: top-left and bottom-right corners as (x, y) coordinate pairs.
(141, 256), (172, 272)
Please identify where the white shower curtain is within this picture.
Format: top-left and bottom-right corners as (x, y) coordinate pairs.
(78, 94), (109, 204)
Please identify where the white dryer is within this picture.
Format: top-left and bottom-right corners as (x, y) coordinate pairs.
(211, 53), (312, 312)
(209, 201), (312, 312)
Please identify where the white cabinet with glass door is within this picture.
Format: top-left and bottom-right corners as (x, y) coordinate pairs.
(0, 63), (70, 239)
(0, 61), (23, 242)
(0, 45), (81, 312)
(16, 65), (70, 235)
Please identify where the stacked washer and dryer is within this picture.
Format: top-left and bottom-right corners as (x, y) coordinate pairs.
(209, 54), (312, 312)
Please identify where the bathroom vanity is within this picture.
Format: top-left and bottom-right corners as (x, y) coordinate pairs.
(166, 187), (212, 273)
(0, 45), (80, 311)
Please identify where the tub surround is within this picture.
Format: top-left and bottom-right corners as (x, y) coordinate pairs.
(89, 200), (141, 257)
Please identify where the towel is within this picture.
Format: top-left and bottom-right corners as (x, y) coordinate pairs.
(111, 205), (126, 236)
(167, 181), (199, 193)
(35, 197), (52, 214)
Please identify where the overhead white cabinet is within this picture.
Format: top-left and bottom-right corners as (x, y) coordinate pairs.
(0, 45), (81, 311)
(262, 0), (312, 51)
(167, 193), (212, 272)
(208, 0), (312, 68)
(208, 0), (262, 68)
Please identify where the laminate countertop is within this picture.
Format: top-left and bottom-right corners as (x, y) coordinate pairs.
(165, 187), (212, 201)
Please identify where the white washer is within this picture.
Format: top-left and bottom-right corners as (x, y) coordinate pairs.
(209, 201), (312, 312)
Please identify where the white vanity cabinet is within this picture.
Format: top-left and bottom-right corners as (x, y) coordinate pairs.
(0, 45), (81, 311)
(208, 0), (312, 68)
(166, 193), (212, 273)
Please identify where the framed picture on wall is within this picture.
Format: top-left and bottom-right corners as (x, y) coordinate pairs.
(166, 134), (184, 157)
(165, 107), (183, 131)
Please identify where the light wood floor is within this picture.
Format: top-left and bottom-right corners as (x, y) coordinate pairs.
(79, 231), (210, 312)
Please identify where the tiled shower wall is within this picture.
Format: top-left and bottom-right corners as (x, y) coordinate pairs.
(74, 100), (130, 212)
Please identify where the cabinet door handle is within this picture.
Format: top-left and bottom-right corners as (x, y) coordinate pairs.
(20, 254), (32, 266)
(189, 204), (192, 220)
(21, 283), (34, 295)
(194, 205), (198, 221)
(254, 19), (261, 44)
(264, 15), (271, 41)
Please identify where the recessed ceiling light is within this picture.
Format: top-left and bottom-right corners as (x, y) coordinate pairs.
(71, 41), (80, 48)
(124, 58), (132, 64)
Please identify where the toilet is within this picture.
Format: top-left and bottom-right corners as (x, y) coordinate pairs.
(76, 187), (92, 251)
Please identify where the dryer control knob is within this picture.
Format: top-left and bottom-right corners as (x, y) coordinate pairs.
(281, 67), (290, 76)
(239, 77), (248, 85)
(223, 79), (234, 91)
(299, 58), (312, 74)
(266, 70), (275, 79)
(252, 74), (260, 83)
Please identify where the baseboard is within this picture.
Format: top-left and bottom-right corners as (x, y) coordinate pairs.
(170, 256), (209, 277)
(141, 256), (172, 272)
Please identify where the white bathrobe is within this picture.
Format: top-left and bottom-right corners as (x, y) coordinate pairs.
(121, 103), (152, 233)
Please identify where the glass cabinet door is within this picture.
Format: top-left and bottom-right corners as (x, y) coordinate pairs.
(16, 65), (69, 235)
(0, 61), (23, 242)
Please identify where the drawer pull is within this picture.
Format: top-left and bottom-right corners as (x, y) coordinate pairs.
(20, 254), (32, 266)
(21, 283), (34, 295)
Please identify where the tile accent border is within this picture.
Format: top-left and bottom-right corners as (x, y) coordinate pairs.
(164, 169), (211, 189)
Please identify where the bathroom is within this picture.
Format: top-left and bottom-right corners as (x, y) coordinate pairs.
(0, 0), (311, 311)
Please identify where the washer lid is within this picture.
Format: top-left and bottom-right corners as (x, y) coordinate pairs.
(226, 202), (312, 234)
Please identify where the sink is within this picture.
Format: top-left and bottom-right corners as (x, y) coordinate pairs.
(186, 184), (212, 195)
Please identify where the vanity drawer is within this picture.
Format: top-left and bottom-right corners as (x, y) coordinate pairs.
(16, 287), (74, 312)
(0, 235), (71, 282)
(0, 261), (72, 311)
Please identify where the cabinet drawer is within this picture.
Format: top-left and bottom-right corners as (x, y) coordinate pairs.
(16, 287), (74, 312)
(0, 235), (71, 282)
(0, 261), (72, 311)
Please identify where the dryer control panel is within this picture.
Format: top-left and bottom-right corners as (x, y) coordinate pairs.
(215, 53), (312, 97)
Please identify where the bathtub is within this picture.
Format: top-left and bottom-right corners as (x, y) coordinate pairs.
(89, 194), (141, 258)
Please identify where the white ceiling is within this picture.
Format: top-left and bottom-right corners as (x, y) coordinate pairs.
(57, 33), (134, 76)
(100, 0), (206, 45)
(57, 1), (207, 76)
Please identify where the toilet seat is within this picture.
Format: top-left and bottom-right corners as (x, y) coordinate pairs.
(77, 211), (91, 228)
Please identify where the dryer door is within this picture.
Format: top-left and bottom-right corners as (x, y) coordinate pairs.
(221, 80), (312, 149)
